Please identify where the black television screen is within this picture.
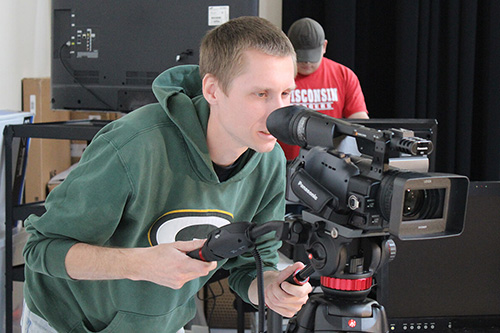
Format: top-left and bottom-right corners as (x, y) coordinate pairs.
(51, 0), (258, 112)
(377, 181), (500, 332)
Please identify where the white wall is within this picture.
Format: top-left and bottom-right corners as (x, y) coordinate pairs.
(260, 0), (282, 28)
(0, 0), (281, 111)
(0, 0), (51, 111)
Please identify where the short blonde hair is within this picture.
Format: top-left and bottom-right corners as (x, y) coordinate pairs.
(199, 16), (296, 94)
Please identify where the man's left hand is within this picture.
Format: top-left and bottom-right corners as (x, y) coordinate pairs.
(249, 262), (312, 318)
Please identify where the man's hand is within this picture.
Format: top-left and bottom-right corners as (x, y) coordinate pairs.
(65, 239), (218, 289)
(248, 262), (312, 318)
(133, 239), (218, 289)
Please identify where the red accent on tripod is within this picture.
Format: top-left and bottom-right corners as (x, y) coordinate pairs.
(320, 276), (373, 291)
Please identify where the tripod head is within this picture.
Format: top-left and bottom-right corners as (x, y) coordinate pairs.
(285, 210), (396, 301)
(278, 211), (394, 332)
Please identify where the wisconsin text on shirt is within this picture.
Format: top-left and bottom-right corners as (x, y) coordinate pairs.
(290, 88), (338, 111)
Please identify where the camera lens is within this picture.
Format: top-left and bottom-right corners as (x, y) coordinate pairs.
(402, 188), (445, 221)
(403, 189), (426, 218)
(378, 170), (446, 223)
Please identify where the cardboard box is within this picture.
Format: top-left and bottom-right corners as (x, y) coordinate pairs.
(47, 163), (78, 193)
(69, 110), (122, 164)
(22, 78), (72, 202)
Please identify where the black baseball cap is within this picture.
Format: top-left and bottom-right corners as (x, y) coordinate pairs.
(287, 18), (325, 63)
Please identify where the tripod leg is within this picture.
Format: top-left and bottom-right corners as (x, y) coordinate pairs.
(267, 310), (283, 333)
(235, 295), (245, 333)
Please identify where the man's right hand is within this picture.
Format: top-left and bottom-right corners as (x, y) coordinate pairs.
(134, 239), (218, 288)
(65, 240), (218, 289)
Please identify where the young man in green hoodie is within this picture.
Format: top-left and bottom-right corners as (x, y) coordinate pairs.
(22, 16), (312, 333)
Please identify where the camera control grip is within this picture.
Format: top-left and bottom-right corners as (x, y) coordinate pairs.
(186, 222), (255, 262)
(186, 247), (206, 261)
(284, 264), (315, 286)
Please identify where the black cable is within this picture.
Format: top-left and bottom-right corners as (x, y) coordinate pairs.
(252, 248), (266, 333)
(197, 279), (224, 327)
(58, 42), (115, 110)
(205, 283), (217, 327)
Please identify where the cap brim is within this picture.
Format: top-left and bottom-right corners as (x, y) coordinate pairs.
(295, 47), (323, 63)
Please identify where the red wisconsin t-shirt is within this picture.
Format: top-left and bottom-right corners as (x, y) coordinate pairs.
(279, 57), (368, 160)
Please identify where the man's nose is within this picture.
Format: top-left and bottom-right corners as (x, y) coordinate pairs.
(274, 95), (289, 111)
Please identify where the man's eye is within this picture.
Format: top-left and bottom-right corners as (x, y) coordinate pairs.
(282, 91), (290, 97)
(257, 92), (268, 98)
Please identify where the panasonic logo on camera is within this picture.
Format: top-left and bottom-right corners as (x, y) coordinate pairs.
(297, 180), (318, 201)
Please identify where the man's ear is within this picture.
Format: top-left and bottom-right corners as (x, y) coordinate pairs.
(202, 73), (219, 105)
(322, 40), (328, 55)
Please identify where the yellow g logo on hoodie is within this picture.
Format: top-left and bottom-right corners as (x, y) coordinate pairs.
(148, 209), (233, 246)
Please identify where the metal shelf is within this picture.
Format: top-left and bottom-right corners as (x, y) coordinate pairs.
(3, 119), (109, 333)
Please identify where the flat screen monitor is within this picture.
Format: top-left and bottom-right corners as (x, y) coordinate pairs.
(51, 0), (258, 112)
(377, 181), (500, 331)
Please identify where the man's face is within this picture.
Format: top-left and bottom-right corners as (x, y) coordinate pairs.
(297, 61), (322, 76)
(209, 49), (296, 155)
(296, 40), (327, 76)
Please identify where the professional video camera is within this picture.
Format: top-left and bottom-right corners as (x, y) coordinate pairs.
(268, 105), (469, 241)
(265, 105), (469, 332)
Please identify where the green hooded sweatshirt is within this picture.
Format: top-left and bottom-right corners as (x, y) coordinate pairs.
(23, 65), (286, 332)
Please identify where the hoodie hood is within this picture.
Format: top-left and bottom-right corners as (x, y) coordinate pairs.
(152, 65), (214, 182)
(152, 65), (206, 150)
(151, 65), (261, 183)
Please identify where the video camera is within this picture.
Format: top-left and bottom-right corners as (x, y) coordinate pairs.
(267, 105), (469, 241)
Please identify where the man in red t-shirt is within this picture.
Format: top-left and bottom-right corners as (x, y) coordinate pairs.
(280, 17), (369, 160)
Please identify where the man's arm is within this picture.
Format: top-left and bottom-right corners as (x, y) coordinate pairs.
(348, 111), (369, 119)
(247, 262), (312, 318)
(65, 240), (217, 289)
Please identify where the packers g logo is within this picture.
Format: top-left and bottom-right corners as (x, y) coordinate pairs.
(148, 209), (233, 246)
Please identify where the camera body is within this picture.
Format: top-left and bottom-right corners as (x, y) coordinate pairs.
(286, 145), (469, 240)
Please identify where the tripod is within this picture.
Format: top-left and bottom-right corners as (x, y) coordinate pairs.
(282, 211), (396, 333)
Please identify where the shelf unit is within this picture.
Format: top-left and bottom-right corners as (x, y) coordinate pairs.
(3, 120), (109, 333)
